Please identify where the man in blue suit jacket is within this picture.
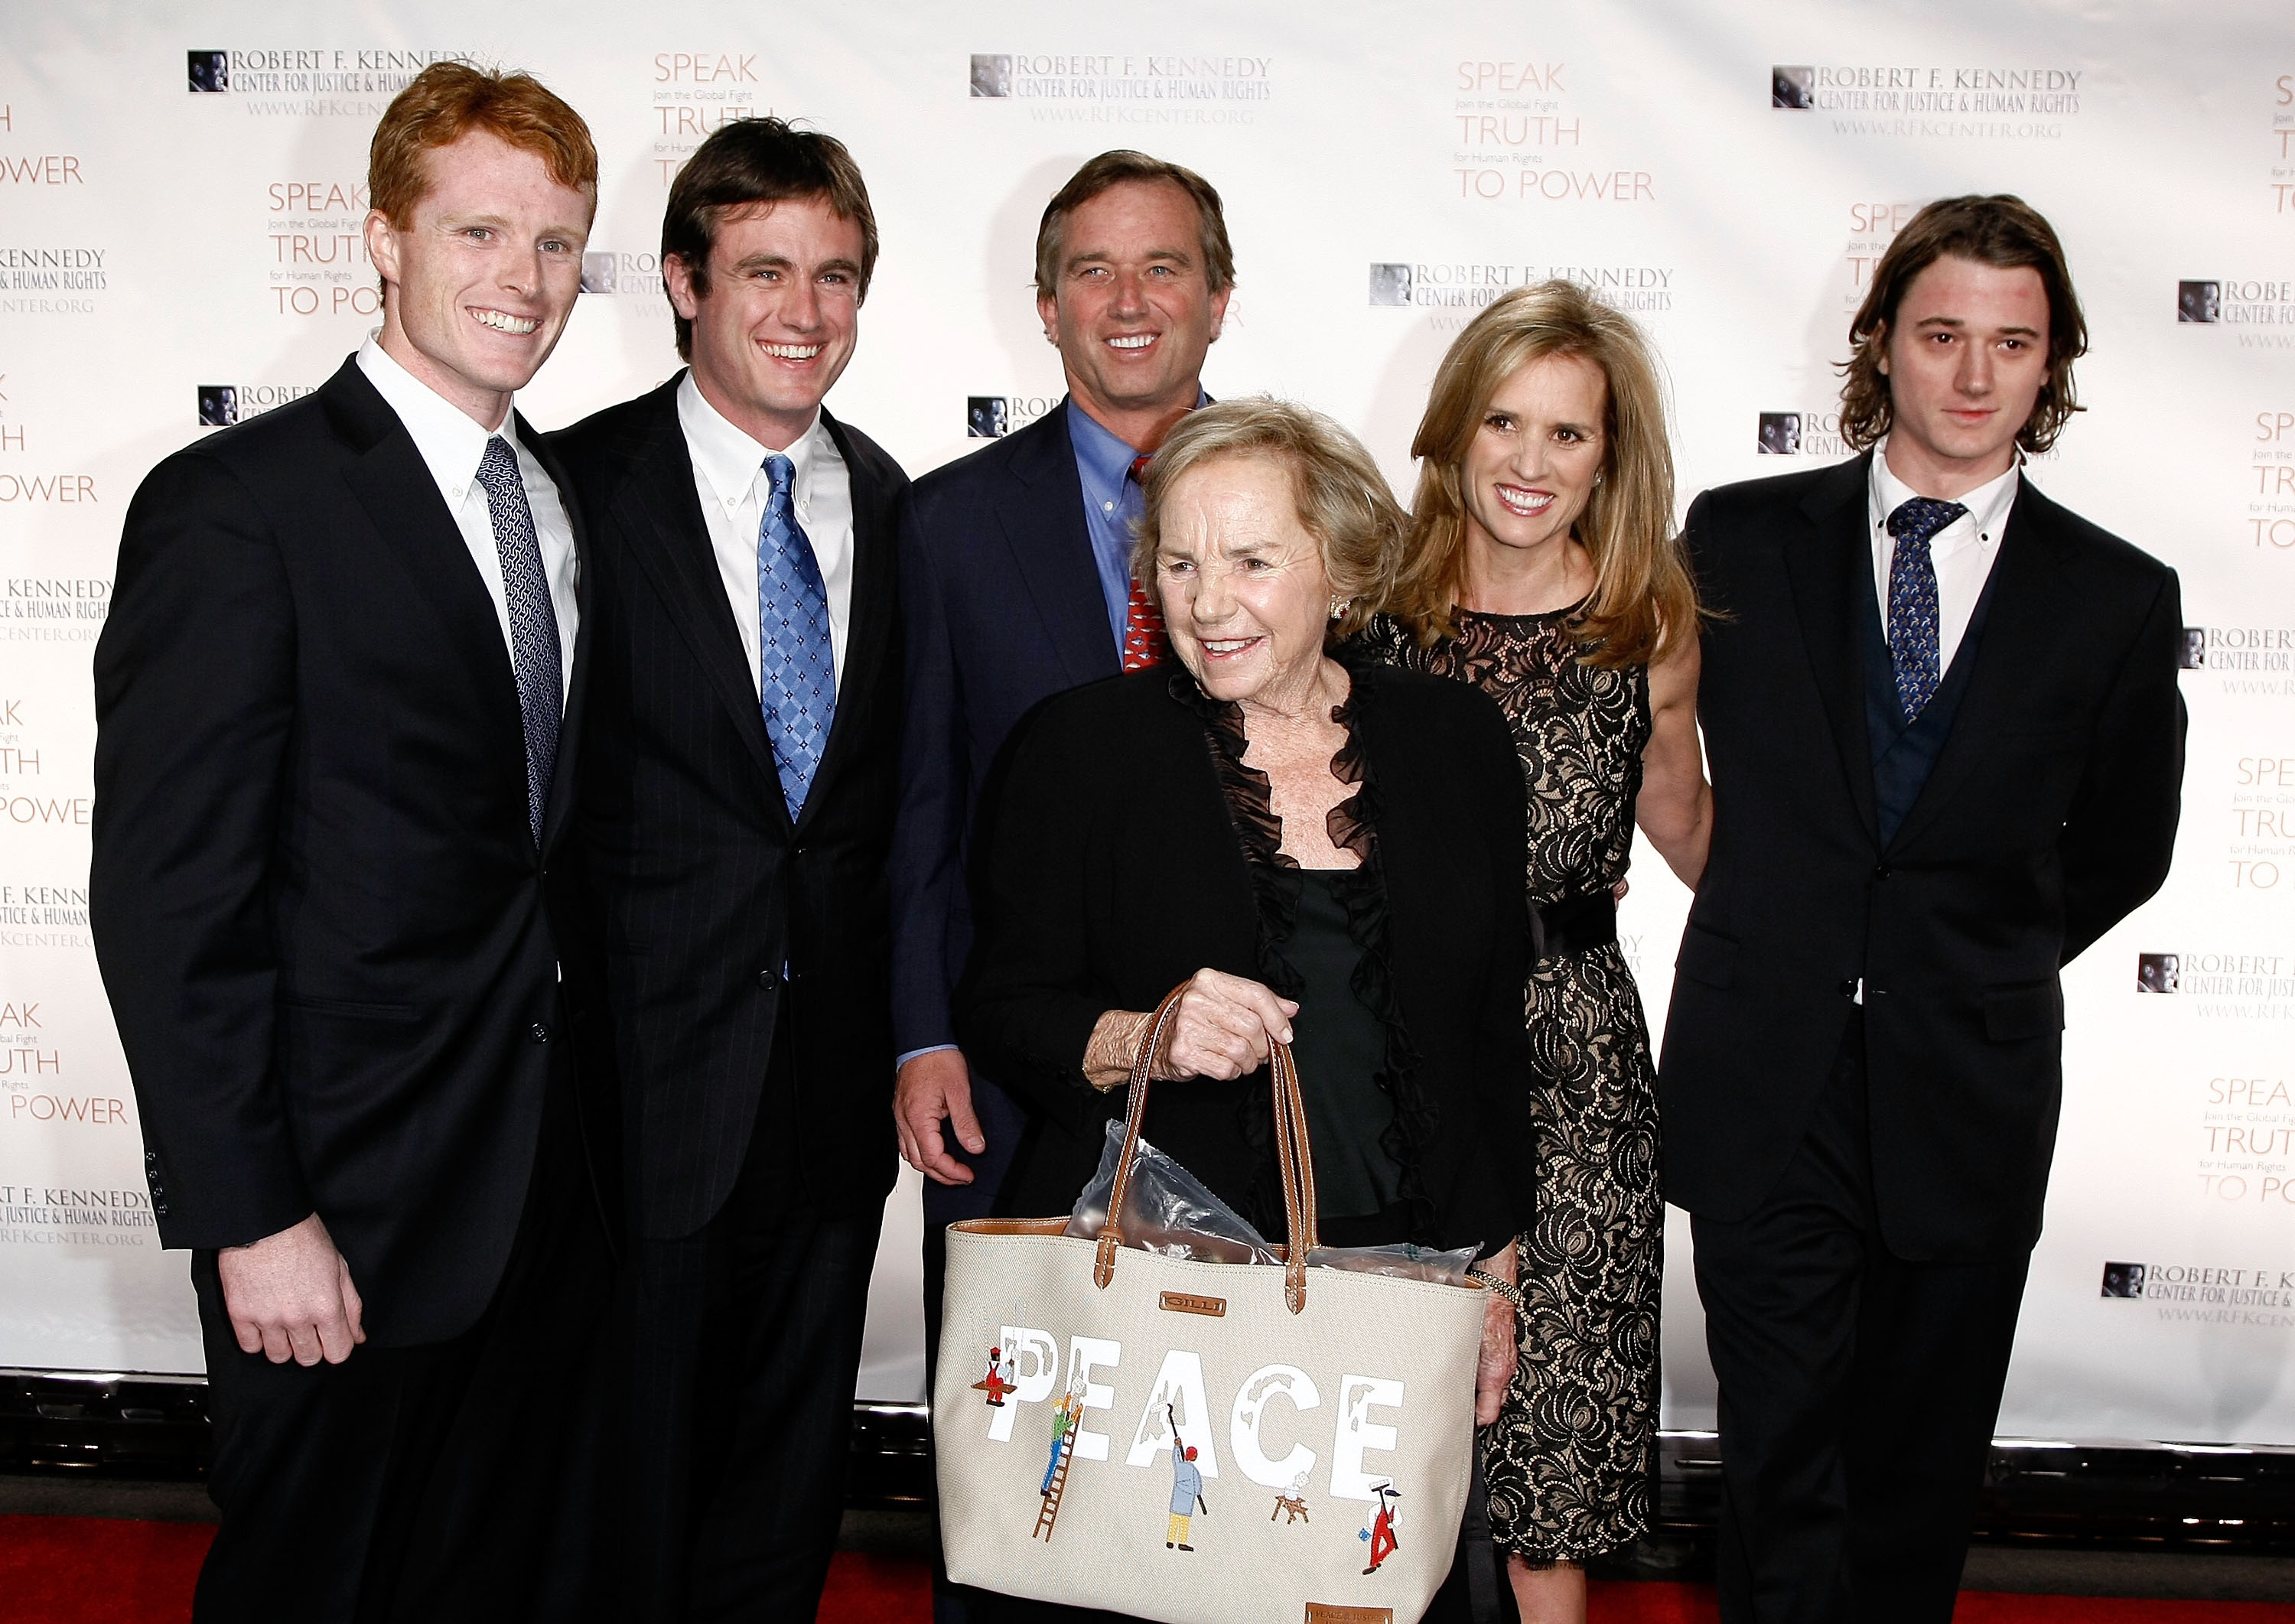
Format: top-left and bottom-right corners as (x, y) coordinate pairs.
(890, 150), (1235, 1321)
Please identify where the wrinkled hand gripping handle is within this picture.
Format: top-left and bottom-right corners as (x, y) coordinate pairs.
(1092, 983), (1321, 1313)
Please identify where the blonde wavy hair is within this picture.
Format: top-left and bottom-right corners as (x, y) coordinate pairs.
(1392, 279), (1697, 668)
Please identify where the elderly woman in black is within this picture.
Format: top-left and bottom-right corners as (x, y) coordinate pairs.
(956, 399), (1536, 1623)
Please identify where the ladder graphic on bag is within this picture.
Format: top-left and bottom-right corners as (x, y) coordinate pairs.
(1033, 1407), (1082, 1542)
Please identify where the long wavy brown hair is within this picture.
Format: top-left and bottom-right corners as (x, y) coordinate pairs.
(1838, 194), (2087, 454)
(1390, 280), (1696, 668)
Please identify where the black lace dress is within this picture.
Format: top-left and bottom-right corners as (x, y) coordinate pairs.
(1359, 609), (1662, 1564)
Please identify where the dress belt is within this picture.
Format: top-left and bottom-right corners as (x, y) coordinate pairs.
(1532, 887), (1619, 962)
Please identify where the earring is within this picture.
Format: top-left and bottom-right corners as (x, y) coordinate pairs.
(1329, 596), (1348, 620)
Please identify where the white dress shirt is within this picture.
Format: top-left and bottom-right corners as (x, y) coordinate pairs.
(677, 371), (855, 691)
(1867, 438), (2020, 675)
(356, 337), (579, 705)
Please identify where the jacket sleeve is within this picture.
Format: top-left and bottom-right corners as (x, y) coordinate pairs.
(2059, 566), (2186, 964)
(889, 487), (968, 1057)
(952, 701), (1110, 1135)
(90, 451), (308, 1251)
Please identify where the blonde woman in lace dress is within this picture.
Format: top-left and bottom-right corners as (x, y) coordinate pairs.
(1360, 281), (1711, 1624)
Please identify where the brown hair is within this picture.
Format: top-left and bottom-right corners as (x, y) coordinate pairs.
(1392, 280), (1697, 668)
(1034, 151), (1235, 300)
(369, 61), (597, 229)
(1133, 399), (1407, 645)
(1839, 194), (2087, 454)
(662, 118), (880, 361)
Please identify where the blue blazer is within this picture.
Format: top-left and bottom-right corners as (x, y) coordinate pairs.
(891, 399), (1119, 1059)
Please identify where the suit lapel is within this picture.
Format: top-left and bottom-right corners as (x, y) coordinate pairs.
(1001, 405), (1120, 687)
(1779, 454), (1880, 846)
(1886, 477), (2067, 854)
(802, 410), (891, 828)
(521, 415), (590, 858)
(605, 384), (786, 813)
(326, 363), (528, 770)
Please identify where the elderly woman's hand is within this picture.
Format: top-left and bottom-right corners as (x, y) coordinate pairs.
(1080, 968), (1300, 1091)
(1157, 968), (1299, 1082)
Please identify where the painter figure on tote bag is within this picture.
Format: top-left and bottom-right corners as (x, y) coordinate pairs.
(950, 399), (1539, 1622)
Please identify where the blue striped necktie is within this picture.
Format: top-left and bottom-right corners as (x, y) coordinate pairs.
(757, 452), (835, 816)
(1884, 496), (1966, 724)
(473, 436), (562, 844)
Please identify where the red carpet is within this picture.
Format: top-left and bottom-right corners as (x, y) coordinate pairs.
(1, 1515), (2287, 1622)
(1581, 1584), (2295, 1621)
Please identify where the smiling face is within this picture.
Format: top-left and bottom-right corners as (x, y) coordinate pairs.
(1038, 179), (1230, 444)
(1877, 254), (2052, 494)
(364, 130), (593, 428)
(1458, 350), (1609, 566)
(666, 194), (866, 451)
(1154, 456), (1335, 712)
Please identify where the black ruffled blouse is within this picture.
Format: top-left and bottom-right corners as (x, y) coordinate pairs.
(1180, 670), (1440, 1241)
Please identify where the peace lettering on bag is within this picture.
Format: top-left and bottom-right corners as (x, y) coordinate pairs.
(986, 1324), (1408, 1502)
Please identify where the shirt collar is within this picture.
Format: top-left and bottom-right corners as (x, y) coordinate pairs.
(1065, 397), (1140, 506)
(1869, 436), (2021, 546)
(1065, 390), (1213, 502)
(677, 369), (824, 513)
(357, 334), (523, 503)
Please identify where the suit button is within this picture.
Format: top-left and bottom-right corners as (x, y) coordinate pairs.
(529, 1023), (551, 1043)
(758, 968), (780, 991)
(1872, 864), (1892, 880)
(1836, 978), (1858, 998)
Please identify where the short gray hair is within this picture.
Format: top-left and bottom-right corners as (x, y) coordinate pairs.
(1134, 399), (1408, 642)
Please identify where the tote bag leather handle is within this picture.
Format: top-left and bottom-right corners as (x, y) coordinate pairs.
(1092, 981), (1320, 1313)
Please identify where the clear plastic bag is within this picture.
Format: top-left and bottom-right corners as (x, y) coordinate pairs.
(1305, 1241), (1479, 1287)
(1066, 1121), (1484, 1284)
(1066, 1120), (1281, 1265)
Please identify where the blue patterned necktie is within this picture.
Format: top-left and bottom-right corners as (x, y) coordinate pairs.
(757, 453), (835, 817)
(474, 436), (562, 845)
(1884, 496), (1966, 724)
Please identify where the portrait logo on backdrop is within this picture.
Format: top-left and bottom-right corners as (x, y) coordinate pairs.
(1765, 62), (2080, 135)
(970, 54), (1012, 98)
(966, 396), (1058, 438)
(966, 52), (1273, 122)
(2176, 278), (2295, 325)
(2137, 953), (2180, 994)
(576, 252), (665, 301)
(197, 385), (314, 428)
(1368, 265), (1412, 307)
(1366, 262), (1672, 324)
(184, 47), (466, 114)
(2100, 1262), (2295, 1310)
(1754, 410), (1847, 457)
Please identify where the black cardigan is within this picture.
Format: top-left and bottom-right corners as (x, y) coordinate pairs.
(955, 659), (1538, 1255)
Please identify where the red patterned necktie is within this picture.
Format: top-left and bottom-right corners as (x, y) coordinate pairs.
(1121, 453), (1168, 671)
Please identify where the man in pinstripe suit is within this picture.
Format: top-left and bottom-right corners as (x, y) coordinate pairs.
(553, 119), (907, 1622)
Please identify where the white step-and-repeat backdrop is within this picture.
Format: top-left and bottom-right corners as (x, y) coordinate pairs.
(2, 0), (2290, 1447)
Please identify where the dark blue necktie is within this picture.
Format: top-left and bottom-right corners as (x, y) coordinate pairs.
(1885, 496), (1966, 723)
(474, 436), (562, 845)
(757, 453), (835, 817)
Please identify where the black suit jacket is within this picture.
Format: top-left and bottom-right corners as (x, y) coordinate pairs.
(890, 400), (1117, 1059)
(1658, 454), (2185, 1259)
(956, 664), (1539, 1255)
(91, 356), (605, 1347)
(552, 379), (907, 1240)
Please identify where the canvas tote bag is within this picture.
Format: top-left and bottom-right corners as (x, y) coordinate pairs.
(935, 986), (1499, 1624)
